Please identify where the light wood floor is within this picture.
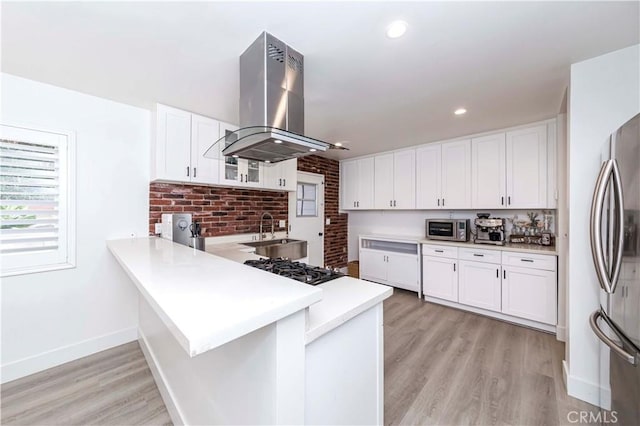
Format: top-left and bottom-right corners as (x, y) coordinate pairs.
(2, 291), (598, 426)
(384, 289), (600, 426)
(1, 341), (172, 426)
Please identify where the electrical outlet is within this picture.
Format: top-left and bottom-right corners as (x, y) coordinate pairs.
(279, 220), (286, 228)
(154, 223), (162, 235)
(326, 218), (331, 225)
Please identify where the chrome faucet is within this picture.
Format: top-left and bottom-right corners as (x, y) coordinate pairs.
(259, 212), (275, 240)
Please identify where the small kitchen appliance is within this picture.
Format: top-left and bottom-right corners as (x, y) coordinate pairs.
(161, 213), (193, 247)
(244, 258), (344, 285)
(425, 219), (470, 242)
(474, 214), (506, 246)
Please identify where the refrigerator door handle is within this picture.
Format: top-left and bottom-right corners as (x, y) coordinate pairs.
(590, 159), (624, 294)
(590, 309), (637, 365)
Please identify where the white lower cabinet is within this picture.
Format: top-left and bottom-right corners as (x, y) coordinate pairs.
(359, 236), (420, 294)
(421, 243), (558, 331)
(502, 265), (557, 325)
(458, 260), (501, 312)
(422, 256), (458, 302)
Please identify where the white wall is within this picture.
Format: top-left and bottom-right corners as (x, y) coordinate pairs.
(347, 209), (555, 261)
(566, 44), (639, 405)
(1, 74), (150, 382)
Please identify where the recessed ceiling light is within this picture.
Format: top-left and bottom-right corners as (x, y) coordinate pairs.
(386, 20), (408, 39)
(309, 148), (317, 152)
(274, 139), (283, 144)
(334, 142), (343, 147)
(265, 160), (271, 163)
(454, 108), (467, 116)
(232, 154), (239, 158)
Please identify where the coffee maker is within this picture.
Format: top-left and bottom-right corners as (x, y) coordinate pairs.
(474, 213), (506, 246)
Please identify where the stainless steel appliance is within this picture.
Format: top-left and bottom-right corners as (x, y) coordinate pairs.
(161, 213), (193, 247)
(589, 112), (639, 424)
(474, 214), (506, 246)
(425, 219), (469, 242)
(244, 258), (343, 285)
(204, 32), (345, 163)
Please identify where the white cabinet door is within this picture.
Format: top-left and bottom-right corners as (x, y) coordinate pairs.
(341, 159), (358, 209)
(416, 144), (441, 209)
(393, 149), (416, 209)
(219, 121), (241, 186)
(422, 256), (458, 302)
(441, 139), (471, 209)
(386, 253), (419, 292)
(506, 125), (547, 208)
(502, 266), (557, 325)
(360, 250), (387, 282)
(280, 159), (297, 191)
(547, 121), (557, 209)
(190, 113), (220, 185)
(357, 157), (375, 209)
(472, 133), (506, 209)
(458, 260), (501, 312)
(374, 154), (394, 209)
(155, 104), (192, 182)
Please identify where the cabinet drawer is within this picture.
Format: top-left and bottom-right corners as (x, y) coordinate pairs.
(422, 244), (458, 259)
(459, 247), (501, 264)
(501, 251), (556, 271)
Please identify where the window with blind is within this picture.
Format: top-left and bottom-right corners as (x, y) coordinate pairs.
(1, 124), (75, 276)
(296, 182), (317, 217)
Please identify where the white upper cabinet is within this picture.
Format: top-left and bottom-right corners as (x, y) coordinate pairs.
(505, 125), (547, 208)
(191, 113), (220, 185)
(218, 121), (264, 188)
(263, 159), (297, 191)
(341, 157), (375, 209)
(374, 149), (415, 209)
(472, 125), (549, 209)
(471, 133), (506, 209)
(416, 140), (470, 209)
(153, 104), (219, 185)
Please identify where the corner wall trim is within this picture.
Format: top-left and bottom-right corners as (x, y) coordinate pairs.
(563, 360), (611, 409)
(556, 325), (567, 342)
(1, 327), (138, 384)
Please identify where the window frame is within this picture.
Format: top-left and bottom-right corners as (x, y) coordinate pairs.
(1, 122), (76, 277)
(296, 181), (318, 217)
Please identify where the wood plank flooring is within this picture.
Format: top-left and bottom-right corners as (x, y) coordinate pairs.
(1, 341), (172, 426)
(2, 290), (599, 425)
(384, 289), (600, 426)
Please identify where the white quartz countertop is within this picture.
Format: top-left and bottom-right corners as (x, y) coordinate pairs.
(358, 233), (557, 255)
(306, 277), (393, 344)
(107, 237), (322, 357)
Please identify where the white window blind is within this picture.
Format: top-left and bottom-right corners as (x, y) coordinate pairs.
(1, 124), (75, 276)
(296, 182), (317, 217)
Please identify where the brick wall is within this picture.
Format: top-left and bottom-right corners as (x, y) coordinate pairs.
(148, 155), (348, 268)
(298, 156), (348, 268)
(149, 183), (288, 237)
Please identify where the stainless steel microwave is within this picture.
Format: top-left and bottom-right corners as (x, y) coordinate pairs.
(426, 219), (470, 242)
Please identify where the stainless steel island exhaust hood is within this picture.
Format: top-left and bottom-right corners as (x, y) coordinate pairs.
(205, 32), (343, 163)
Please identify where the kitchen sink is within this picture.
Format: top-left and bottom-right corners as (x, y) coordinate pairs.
(242, 238), (307, 259)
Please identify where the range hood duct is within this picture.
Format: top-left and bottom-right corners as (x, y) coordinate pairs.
(205, 32), (343, 163)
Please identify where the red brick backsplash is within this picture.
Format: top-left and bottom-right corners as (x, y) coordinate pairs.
(148, 155), (348, 268)
(149, 183), (288, 237)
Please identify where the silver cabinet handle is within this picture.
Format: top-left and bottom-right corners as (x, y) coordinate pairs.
(503, 270), (506, 279)
(590, 159), (624, 294)
(353, 201), (356, 208)
(283, 178), (286, 186)
(442, 198), (445, 207)
(279, 178), (282, 186)
(435, 249), (444, 253)
(393, 200), (396, 207)
(496, 269), (499, 278)
(473, 253), (484, 257)
(357, 201), (359, 207)
(389, 200), (392, 207)
(193, 167), (197, 178)
(240, 174), (243, 182)
(508, 196), (511, 205)
(186, 166), (190, 177)
(501, 196), (504, 205)
(590, 309), (637, 365)
(453, 263), (456, 272)
(521, 258), (534, 263)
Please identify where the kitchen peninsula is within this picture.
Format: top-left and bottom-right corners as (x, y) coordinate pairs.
(107, 237), (392, 425)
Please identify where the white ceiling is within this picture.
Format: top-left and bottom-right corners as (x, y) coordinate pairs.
(2, 1), (639, 159)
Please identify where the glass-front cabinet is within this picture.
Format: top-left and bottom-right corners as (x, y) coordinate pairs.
(218, 122), (263, 187)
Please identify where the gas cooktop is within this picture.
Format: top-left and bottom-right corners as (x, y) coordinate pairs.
(244, 258), (344, 285)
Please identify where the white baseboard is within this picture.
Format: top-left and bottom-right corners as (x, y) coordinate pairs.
(556, 325), (567, 342)
(138, 328), (185, 426)
(563, 360), (611, 409)
(1, 327), (137, 384)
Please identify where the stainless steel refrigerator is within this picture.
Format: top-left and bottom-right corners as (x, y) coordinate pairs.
(590, 112), (640, 424)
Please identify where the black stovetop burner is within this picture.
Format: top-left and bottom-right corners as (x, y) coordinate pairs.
(244, 258), (344, 285)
